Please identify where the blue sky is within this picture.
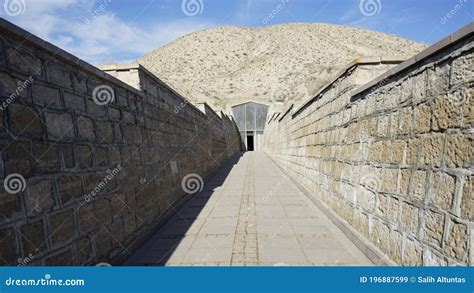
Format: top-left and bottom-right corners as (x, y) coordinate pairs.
(1, 0), (472, 64)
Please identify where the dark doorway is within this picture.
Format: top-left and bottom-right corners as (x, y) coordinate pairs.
(246, 135), (254, 151)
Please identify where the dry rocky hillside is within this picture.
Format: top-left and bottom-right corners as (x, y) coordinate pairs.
(138, 23), (427, 112)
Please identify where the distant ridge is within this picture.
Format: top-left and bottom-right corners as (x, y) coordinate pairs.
(138, 23), (427, 112)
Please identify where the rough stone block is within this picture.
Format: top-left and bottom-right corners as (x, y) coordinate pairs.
(49, 209), (75, 244)
(402, 237), (422, 266)
(71, 73), (88, 94)
(0, 227), (17, 264)
(3, 141), (33, 176)
(76, 145), (93, 169)
(398, 107), (412, 135)
(423, 210), (445, 246)
(410, 170), (427, 201)
(420, 135), (444, 167)
(79, 203), (98, 233)
(57, 174), (83, 204)
(46, 62), (72, 88)
(32, 84), (62, 108)
(377, 115), (389, 137)
(96, 121), (114, 143)
(44, 112), (75, 140)
(423, 247), (447, 266)
(26, 178), (54, 214)
(93, 228), (112, 258)
(96, 147), (108, 167)
(0, 188), (21, 220)
(61, 145), (75, 169)
(427, 62), (450, 97)
(34, 143), (59, 173)
(450, 53), (473, 86)
(430, 172), (455, 211)
(413, 102), (430, 133)
(388, 140), (405, 164)
(444, 220), (468, 261)
(87, 99), (106, 118)
(76, 116), (95, 141)
(74, 237), (92, 265)
(405, 138), (419, 166)
(432, 95), (462, 130)
(464, 88), (473, 126)
(122, 212), (137, 240)
(370, 220), (390, 255)
(444, 133), (472, 168)
(64, 92), (86, 112)
(6, 46), (43, 77)
(460, 175), (473, 221)
(376, 194), (388, 218)
(387, 196), (399, 224)
(0, 72), (29, 98)
(9, 104), (43, 138)
(20, 220), (45, 256)
(389, 230), (403, 264)
(110, 192), (127, 219)
(400, 202), (419, 234)
(108, 219), (126, 243)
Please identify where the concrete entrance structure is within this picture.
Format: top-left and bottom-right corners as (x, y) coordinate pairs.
(231, 101), (269, 151)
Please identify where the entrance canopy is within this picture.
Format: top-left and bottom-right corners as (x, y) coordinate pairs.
(231, 101), (269, 151)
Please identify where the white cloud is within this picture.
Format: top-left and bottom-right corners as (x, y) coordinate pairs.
(1, 0), (214, 64)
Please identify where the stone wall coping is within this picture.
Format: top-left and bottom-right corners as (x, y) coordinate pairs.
(0, 18), (144, 98)
(267, 112), (278, 123)
(98, 62), (208, 118)
(231, 100), (270, 108)
(195, 102), (223, 120)
(278, 104), (294, 122)
(351, 22), (474, 97)
(292, 57), (405, 117)
(0, 18), (217, 122)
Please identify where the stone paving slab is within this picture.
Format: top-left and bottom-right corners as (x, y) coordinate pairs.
(125, 152), (373, 266)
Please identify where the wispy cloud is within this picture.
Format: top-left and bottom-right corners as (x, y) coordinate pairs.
(1, 0), (214, 64)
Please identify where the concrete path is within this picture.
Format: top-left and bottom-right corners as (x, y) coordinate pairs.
(125, 152), (372, 266)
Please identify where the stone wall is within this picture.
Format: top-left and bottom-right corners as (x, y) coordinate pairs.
(263, 25), (473, 266)
(0, 20), (241, 265)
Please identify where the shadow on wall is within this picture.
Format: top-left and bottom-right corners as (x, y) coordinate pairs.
(124, 153), (243, 266)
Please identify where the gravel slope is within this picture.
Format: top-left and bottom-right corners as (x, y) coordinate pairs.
(138, 23), (427, 112)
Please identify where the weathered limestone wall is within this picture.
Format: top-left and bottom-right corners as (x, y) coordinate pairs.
(263, 26), (473, 266)
(0, 20), (241, 265)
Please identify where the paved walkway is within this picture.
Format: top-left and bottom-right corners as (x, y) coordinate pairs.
(125, 152), (372, 266)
